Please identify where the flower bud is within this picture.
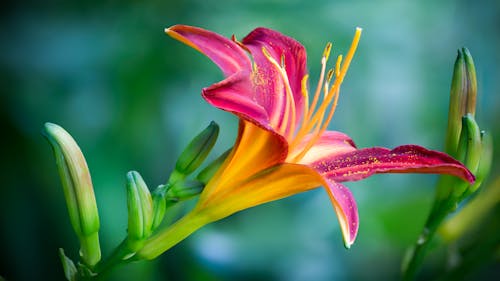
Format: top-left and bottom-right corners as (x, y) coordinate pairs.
(452, 114), (481, 200)
(457, 114), (482, 173)
(462, 48), (477, 116)
(445, 50), (466, 155)
(445, 48), (478, 156)
(173, 121), (219, 179)
(463, 131), (492, 197)
(126, 171), (153, 251)
(167, 180), (204, 202)
(43, 123), (101, 266)
(151, 185), (167, 231)
(196, 148), (231, 184)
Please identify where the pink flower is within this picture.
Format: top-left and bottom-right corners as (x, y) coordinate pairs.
(163, 25), (474, 249)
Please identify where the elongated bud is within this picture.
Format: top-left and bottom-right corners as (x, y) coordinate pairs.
(452, 114), (481, 200)
(445, 48), (478, 156)
(462, 48), (477, 116)
(43, 123), (101, 266)
(173, 122), (219, 179)
(463, 116), (482, 175)
(445, 50), (467, 155)
(126, 171), (153, 251)
(151, 185), (167, 231)
(167, 180), (204, 202)
(463, 131), (493, 197)
(196, 148), (231, 184)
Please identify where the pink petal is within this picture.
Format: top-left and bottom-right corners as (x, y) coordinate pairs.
(202, 71), (271, 129)
(242, 28), (308, 130)
(293, 131), (357, 164)
(323, 181), (359, 248)
(166, 25), (251, 76)
(312, 145), (475, 183)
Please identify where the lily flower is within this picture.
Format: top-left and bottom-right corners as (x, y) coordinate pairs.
(138, 25), (474, 259)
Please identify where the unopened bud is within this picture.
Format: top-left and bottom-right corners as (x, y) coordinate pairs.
(43, 123), (101, 266)
(445, 48), (478, 156)
(151, 185), (167, 231)
(167, 180), (204, 202)
(126, 171), (153, 251)
(462, 48), (477, 116)
(457, 114), (482, 174)
(173, 121), (219, 179)
(463, 131), (492, 197)
(445, 50), (467, 155)
(452, 114), (481, 200)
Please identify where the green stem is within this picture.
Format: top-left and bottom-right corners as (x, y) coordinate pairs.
(92, 239), (134, 280)
(403, 189), (460, 280)
(402, 174), (465, 280)
(135, 210), (210, 260)
(79, 232), (101, 268)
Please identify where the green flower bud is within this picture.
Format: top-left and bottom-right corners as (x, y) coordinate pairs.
(462, 48), (477, 116)
(173, 121), (219, 180)
(445, 50), (467, 155)
(456, 114), (482, 173)
(445, 48), (478, 156)
(463, 131), (493, 197)
(151, 185), (167, 231)
(452, 114), (482, 200)
(43, 123), (101, 266)
(126, 171), (153, 251)
(196, 148), (231, 185)
(167, 180), (204, 202)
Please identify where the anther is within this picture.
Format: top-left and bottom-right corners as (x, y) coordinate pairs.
(323, 42), (333, 62)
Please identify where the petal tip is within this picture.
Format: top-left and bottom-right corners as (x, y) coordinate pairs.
(343, 239), (353, 249)
(466, 171), (476, 184)
(165, 24), (183, 34)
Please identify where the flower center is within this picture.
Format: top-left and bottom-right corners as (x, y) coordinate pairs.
(262, 28), (362, 163)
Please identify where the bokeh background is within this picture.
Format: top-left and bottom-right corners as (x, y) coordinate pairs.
(1, 0), (498, 280)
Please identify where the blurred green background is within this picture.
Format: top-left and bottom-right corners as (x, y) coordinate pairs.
(1, 0), (498, 280)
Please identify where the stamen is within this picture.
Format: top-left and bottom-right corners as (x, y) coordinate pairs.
(262, 47), (297, 139)
(324, 69), (334, 98)
(303, 42), (332, 127)
(292, 42), (332, 149)
(301, 75), (310, 121)
(323, 42), (333, 62)
(290, 28), (362, 162)
(306, 28), (362, 132)
(326, 69), (335, 84)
